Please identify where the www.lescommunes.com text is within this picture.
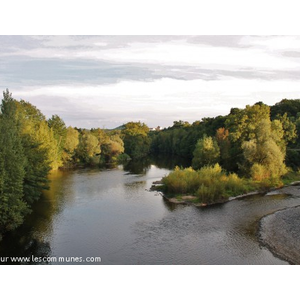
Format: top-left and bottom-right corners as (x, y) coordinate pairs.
(0, 255), (101, 263)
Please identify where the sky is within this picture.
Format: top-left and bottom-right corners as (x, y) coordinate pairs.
(1, 35), (300, 129)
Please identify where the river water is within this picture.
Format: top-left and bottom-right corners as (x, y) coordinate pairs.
(1, 157), (299, 264)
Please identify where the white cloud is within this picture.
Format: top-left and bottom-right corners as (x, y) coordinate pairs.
(3, 36), (299, 72)
(240, 35), (300, 51)
(12, 76), (300, 128)
(3, 35), (300, 128)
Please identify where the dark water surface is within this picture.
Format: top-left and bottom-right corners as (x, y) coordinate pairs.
(1, 157), (299, 264)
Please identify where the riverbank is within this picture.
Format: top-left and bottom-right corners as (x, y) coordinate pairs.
(259, 205), (300, 265)
(258, 183), (300, 264)
(151, 180), (263, 206)
(152, 180), (300, 207)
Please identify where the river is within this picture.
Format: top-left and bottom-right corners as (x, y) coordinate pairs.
(0, 156), (299, 264)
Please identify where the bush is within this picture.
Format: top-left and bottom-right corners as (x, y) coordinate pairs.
(163, 164), (250, 204)
(251, 163), (285, 188)
(251, 163), (270, 181)
(162, 166), (199, 194)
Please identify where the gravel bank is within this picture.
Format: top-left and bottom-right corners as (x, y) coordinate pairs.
(259, 205), (300, 265)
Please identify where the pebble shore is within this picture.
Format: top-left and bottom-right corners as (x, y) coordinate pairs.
(259, 184), (300, 265)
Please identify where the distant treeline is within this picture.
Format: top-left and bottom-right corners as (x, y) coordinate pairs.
(1, 89), (300, 235)
(151, 99), (300, 173)
(152, 99), (300, 203)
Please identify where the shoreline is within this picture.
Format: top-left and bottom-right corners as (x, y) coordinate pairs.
(152, 180), (300, 264)
(259, 205), (300, 265)
(151, 180), (300, 207)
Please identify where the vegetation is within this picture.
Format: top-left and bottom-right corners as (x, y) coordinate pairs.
(122, 121), (150, 159)
(156, 101), (300, 204)
(162, 164), (254, 204)
(192, 135), (220, 169)
(0, 94), (28, 232)
(2, 88), (300, 234)
(0, 91), (150, 237)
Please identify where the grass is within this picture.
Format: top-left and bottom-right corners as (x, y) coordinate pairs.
(281, 170), (300, 186)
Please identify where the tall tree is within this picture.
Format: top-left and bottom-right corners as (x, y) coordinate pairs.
(216, 127), (231, 170)
(192, 135), (220, 169)
(75, 130), (100, 164)
(14, 100), (61, 169)
(62, 126), (79, 164)
(225, 103), (272, 172)
(123, 122), (150, 159)
(241, 118), (287, 182)
(48, 114), (67, 163)
(0, 90), (28, 233)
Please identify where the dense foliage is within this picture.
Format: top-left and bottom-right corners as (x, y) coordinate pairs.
(156, 100), (300, 203)
(122, 121), (150, 159)
(162, 164), (253, 204)
(192, 135), (220, 169)
(0, 91), (148, 237)
(2, 88), (300, 233)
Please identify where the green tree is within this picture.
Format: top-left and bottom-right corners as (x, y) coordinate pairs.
(62, 126), (79, 164)
(1, 90), (52, 205)
(14, 100), (61, 170)
(216, 127), (231, 170)
(21, 136), (51, 204)
(192, 135), (220, 169)
(270, 98), (300, 120)
(225, 103), (270, 143)
(123, 122), (150, 159)
(0, 91), (28, 234)
(101, 134), (124, 164)
(48, 115), (67, 164)
(225, 103), (272, 172)
(241, 119), (287, 182)
(75, 130), (100, 164)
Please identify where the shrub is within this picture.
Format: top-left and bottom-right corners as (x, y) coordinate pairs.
(163, 163), (250, 204)
(251, 163), (270, 181)
(162, 166), (199, 194)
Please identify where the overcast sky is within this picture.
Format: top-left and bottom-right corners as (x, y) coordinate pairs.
(1, 35), (300, 129)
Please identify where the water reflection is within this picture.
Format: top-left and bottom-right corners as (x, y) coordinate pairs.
(0, 169), (72, 264)
(123, 158), (152, 174)
(151, 154), (191, 170)
(123, 155), (191, 175)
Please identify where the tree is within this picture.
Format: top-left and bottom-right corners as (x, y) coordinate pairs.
(101, 134), (124, 164)
(241, 119), (287, 182)
(1, 90), (52, 214)
(216, 127), (231, 170)
(21, 135), (51, 204)
(14, 99), (61, 169)
(0, 90), (29, 233)
(48, 114), (67, 163)
(225, 103), (272, 172)
(123, 122), (150, 159)
(192, 135), (220, 169)
(62, 126), (79, 164)
(75, 130), (99, 164)
(270, 98), (300, 120)
(225, 103), (271, 143)
(275, 113), (297, 145)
